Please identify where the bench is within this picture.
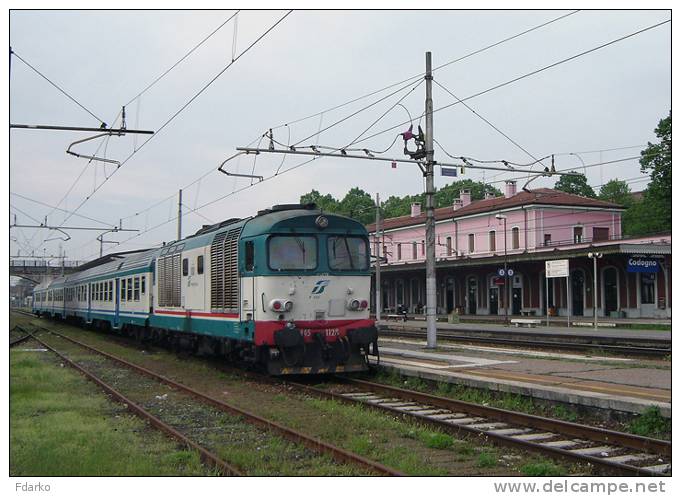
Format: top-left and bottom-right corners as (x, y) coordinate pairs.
(510, 318), (541, 328)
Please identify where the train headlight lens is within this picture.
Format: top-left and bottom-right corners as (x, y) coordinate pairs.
(348, 299), (360, 310)
(270, 299), (293, 312)
(315, 215), (329, 229)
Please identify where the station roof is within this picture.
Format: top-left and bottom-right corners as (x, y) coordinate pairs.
(366, 188), (624, 233)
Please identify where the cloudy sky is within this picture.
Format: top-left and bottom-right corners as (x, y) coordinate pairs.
(9, 9), (671, 262)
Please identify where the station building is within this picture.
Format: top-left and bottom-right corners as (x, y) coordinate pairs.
(367, 181), (671, 319)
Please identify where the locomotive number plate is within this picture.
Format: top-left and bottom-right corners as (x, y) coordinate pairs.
(299, 328), (340, 337)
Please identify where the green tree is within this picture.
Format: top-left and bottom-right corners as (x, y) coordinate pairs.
(299, 189), (339, 212)
(554, 174), (596, 198)
(598, 179), (632, 207)
(338, 187), (376, 225)
(638, 111), (671, 233)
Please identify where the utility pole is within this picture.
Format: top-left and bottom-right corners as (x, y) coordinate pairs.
(424, 51), (437, 349)
(177, 189), (183, 241)
(589, 252), (602, 330)
(375, 193), (381, 323)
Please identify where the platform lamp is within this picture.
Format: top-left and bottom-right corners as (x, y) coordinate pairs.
(588, 252), (603, 330)
(495, 213), (509, 326)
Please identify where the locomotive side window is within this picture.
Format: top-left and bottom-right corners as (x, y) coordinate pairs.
(328, 236), (369, 271)
(268, 235), (317, 270)
(245, 241), (254, 271)
(197, 256), (204, 275)
(182, 258), (189, 276)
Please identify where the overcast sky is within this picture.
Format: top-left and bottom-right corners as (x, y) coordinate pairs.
(9, 9), (671, 262)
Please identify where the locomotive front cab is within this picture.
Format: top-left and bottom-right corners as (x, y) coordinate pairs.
(240, 205), (378, 374)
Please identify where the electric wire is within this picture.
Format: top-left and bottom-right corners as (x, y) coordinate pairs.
(10, 49), (106, 126)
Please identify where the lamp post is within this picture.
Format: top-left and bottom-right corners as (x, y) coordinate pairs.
(496, 214), (509, 326)
(588, 252), (603, 330)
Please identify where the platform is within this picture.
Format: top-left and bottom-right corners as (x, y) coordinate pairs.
(372, 337), (671, 418)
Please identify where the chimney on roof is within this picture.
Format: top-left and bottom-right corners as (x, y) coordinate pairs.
(453, 199), (463, 211)
(460, 189), (472, 207)
(485, 191), (495, 200)
(410, 202), (421, 218)
(505, 180), (517, 198)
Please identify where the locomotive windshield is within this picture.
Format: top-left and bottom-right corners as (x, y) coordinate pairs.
(327, 236), (369, 271)
(268, 235), (317, 270)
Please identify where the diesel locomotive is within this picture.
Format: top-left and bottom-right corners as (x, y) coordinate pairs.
(32, 204), (379, 374)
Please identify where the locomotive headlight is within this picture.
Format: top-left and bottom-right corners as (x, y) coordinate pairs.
(347, 298), (361, 311)
(270, 299), (293, 312)
(315, 215), (329, 229)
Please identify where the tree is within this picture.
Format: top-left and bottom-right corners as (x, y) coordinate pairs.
(598, 179), (632, 207)
(338, 187), (376, 225)
(299, 189), (339, 212)
(638, 111), (671, 233)
(554, 174), (596, 198)
(435, 179), (502, 206)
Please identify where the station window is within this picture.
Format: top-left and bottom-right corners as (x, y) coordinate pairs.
(573, 226), (583, 244)
(141, 275), (146, 295)
(127, 278), (133, 301)
(641, 273), (656, 304)
(446, 236), (452, 256)
(489, 231), (496, 253)
(412, 242), (417, 260)
(134, 277), (140, 301)
(121, 279), (127, 302)
(468, 234), (475, 253)
(182, 258), (189, 276)
(512, 227), (520, 250)
(197, 255), (205, 274)
(397, 243), (402, 260)
(544, 233), (552, 246)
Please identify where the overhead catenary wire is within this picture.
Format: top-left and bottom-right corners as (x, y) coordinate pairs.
(10, 48), (107, 126)
(50, 11), (293, 235)
(123, 11), (240, 107)
(350, 18), (671, 149)
(270, 10), (580, 132)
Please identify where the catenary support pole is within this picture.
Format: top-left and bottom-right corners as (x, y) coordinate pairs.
(375, 193), (381, 323)
(177, 189), (183, 241)
(424, 52), (437, 349)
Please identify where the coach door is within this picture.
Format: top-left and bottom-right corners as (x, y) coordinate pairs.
(114, 278), (121, 328)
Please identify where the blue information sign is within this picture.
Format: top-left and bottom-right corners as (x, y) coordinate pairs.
(627, 257), (660, 273)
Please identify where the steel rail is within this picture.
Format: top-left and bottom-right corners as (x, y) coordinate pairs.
(287, 379), (669, 476)
(10, 332), (32, 347)
(380, 328), (671, 357)
(34, 326), (403, 477)
(28, 331), (242, 476)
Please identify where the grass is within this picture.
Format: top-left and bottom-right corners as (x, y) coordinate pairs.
(521, 460), (565, 476)
(10, 350), (212, 476)
(477, 450), (498, 468)
(375, 368), (583, 423)
(627, 407), (670, 438)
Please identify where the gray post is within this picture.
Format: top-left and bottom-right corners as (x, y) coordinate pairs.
(566, 274), (570, 328)
(177, 189), (183, 241)
(424, 51), (437, 348)
(546, 275), (550, 328)
(593, 255), (599, 331)
(375, 192), (381, 323)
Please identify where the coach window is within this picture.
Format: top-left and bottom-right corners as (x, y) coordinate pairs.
(121, 279), (127, 302)
(141, 276), (146, 295)
(134, 278), (140, 301)
(182, 258), (189, 276)
(245, 241), (254, 271)
(127, 278), (133, 301)
(197, 255), (205, 274)
(109, 281), (113, 301)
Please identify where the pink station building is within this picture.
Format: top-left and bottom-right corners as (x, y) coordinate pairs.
(367, 181), (671, 320)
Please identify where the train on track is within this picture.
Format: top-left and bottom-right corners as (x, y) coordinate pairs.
(31, 203), (379, 374)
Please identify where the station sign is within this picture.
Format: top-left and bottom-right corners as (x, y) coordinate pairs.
(627, 257), (660, 273)
(545, 259), (569, 278)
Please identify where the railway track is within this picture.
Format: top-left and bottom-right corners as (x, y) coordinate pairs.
(380, 327), (671, 358)
(15, 313), (670, 476)
(289, 378), (671, 476)
(10, 326), (32, 347)
(22, 325), (402, 476)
